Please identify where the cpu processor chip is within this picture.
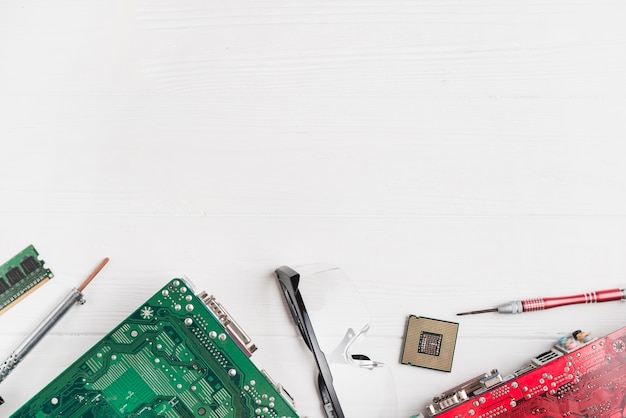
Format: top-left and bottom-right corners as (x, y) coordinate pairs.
(401, 315), (459, 372)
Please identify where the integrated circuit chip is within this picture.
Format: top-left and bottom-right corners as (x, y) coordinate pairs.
(0, 245), (53, 315)
(12, 278), (299, 418)
(20, 256), (40, 275)
(6, 268), (24, 285)
(401, 315), (459, 372)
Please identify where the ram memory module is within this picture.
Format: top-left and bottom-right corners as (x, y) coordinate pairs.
(12, 278), (300, 418)
(0, 245), (53, 315)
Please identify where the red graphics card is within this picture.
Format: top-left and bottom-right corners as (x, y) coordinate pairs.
(419, 326), (626, 418)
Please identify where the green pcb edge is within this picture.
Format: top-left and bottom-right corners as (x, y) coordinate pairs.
(0, 245), (53, 315)
(12, 278), (299, 418)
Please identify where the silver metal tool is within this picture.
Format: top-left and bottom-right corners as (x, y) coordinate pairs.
(0, 258), (109, 390)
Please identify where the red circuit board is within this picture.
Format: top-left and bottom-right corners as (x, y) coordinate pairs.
(427, 326), (626, 418)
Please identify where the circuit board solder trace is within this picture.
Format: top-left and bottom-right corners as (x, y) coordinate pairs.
(12, 278), (299, 418)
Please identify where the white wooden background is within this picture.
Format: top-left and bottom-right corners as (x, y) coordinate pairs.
(1, 1), (626, 417)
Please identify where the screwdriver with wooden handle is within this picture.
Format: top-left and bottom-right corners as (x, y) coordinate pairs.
(457, 288), (626, 315)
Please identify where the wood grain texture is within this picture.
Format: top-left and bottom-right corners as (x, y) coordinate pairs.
(0, 0), (625, 417)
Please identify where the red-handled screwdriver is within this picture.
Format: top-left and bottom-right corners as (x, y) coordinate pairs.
(457, 288), (626, 315)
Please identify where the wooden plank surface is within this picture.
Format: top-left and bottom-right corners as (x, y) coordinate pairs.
(1, 1), (625, 417)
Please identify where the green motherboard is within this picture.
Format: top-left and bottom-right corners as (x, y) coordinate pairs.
(12, 278), (299, 418)
(0, 245), (53, 315)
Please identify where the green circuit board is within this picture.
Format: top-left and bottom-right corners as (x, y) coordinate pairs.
(0, 245), (53, 315)
(12, 278), (299, 418)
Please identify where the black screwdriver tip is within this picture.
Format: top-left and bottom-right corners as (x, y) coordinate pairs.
(457, 308), (498, 316)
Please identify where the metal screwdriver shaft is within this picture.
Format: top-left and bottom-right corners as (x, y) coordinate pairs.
(457, 287), (626, 315)
(0, 258), (109, 385)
